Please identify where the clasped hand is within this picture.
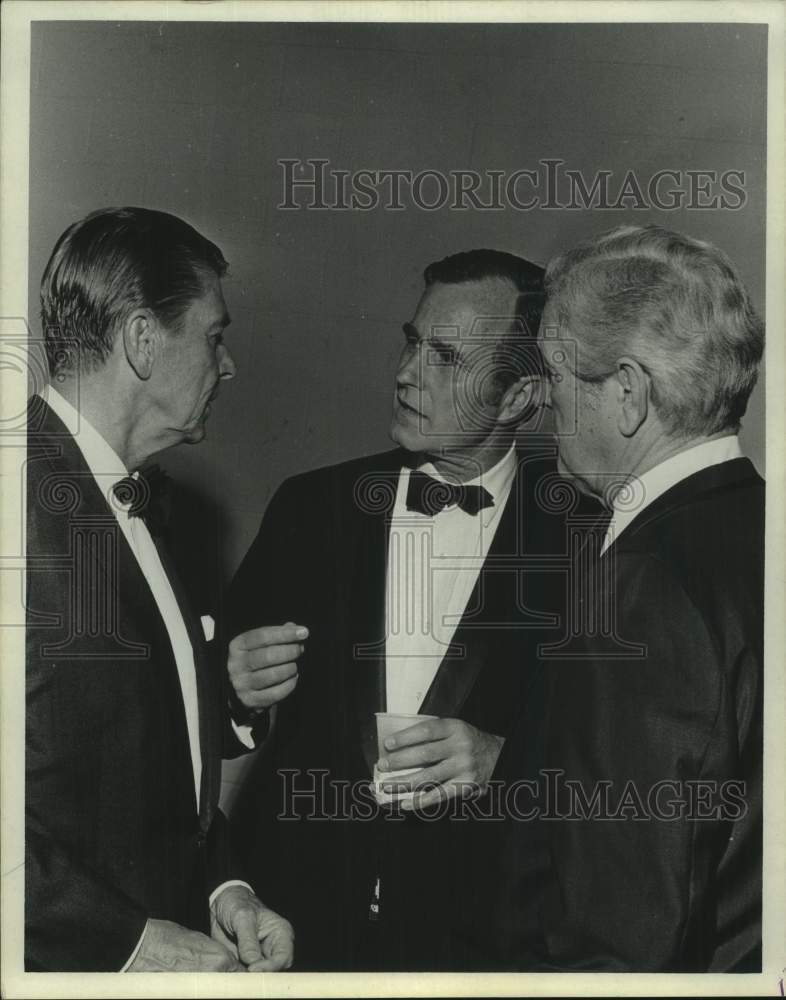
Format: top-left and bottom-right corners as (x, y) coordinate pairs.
(128, 885), (294, 971)
(210, 884), (294, 971)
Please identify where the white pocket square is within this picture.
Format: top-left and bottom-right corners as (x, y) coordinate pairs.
(200, 614), (215, 642)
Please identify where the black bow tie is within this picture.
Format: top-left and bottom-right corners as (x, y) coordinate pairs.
(112, 466), (171, 535)
(405, 470), (494, 517)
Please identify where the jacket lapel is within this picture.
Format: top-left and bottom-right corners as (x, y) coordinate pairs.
(607, 457), (761, 555)
(347, 457), (400, 775)
(27, 399), (164, 661)
(418, 446), (583, 720)
(28, 398), (200, 814)
(418, 456), (524, 720)
(153, 537), (216, 827)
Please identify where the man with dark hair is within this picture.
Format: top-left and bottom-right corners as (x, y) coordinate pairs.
(519, 224), (764, 970)
(26, 207), (301, 971)
(41, 206), (231, 377)
(226, 248), (594, 969)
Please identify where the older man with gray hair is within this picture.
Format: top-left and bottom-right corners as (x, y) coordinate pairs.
(512, 224), (764, 971)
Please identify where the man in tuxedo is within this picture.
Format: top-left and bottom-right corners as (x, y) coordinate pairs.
(25, 207), (302, 971)
(521, 223), (764, 970)
(227, 249), (595, 969)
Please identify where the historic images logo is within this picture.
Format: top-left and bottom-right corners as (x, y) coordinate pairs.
(279, 158), (747, 212)
(278, 768), (749, 823)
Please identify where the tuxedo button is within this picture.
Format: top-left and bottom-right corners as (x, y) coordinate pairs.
(195, 832), (206, 849)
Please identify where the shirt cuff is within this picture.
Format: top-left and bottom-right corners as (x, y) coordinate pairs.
(209, 879), (255, 909)
(120, 920), (149, 972)
(231, 717), (256, 750)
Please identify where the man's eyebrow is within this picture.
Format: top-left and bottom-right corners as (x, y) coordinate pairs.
(403, 321), (462, 360)
(429, 335), (457, 355)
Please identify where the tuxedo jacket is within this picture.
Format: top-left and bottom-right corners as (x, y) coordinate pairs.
(504, 457), (763, 971)
(227, 445), (599, 970)
(25, 398), (242, 971)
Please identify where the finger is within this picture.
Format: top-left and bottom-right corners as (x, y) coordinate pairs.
(247, 957), (286, 972)
(210, 920), (239, 959)
(242, 674), (298, 710)
(243, 643), (304, 673)
(201, 941), (244, 972)
(247, 948), (293, 972)
(250, 931), (294, 972)
(381, 762), (451, 793)
(244, 659), (298, 689)
(403, 781), (462, 812)
(382, 718), (450, 752)
(378, 740), (448, 771)
(229, 648), (302, 683)
(263, 936), (295, 972)
(221, 953), (246, 972)
(230, 623), (309, 651)
(255, 913), (295, 971)
(233, 909), (264, 967)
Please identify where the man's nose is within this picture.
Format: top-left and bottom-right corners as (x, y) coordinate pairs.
(396, 345), (420, 385)
(218, 343), (237, 380)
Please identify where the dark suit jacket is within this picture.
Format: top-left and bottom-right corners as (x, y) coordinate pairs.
(25, 398), (242, 971)
(227, 445), (598, 970)
(511, 456), (763, 971)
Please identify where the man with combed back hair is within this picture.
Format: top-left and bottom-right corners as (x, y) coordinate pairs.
(226, 248), (600, 969)
(25, 207), (302, 971)
(504, 223), (764, 970)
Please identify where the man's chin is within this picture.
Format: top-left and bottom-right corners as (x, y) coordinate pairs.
(389, 419), (422, 454)
(556, 455), (602, 501)
(183, 422), (207, 445)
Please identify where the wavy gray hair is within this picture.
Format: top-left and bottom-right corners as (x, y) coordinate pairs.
(544, 224), (764, 437)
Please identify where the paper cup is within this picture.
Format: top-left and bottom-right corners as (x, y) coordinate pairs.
(374, 711), (437, 759)
(372, 712), (437, 805)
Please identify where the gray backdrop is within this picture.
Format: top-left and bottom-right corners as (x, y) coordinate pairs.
(29, 19), (768, 806)
(30, 21), (766, 580)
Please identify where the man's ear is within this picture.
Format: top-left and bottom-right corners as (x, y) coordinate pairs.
(615, 357), (650, 436)
(122, 310), (159, 380)
(496, 374), (545, 425)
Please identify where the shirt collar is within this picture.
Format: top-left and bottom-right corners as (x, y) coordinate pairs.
(41, 385), (132, 502)
(403, 446), (517, 527)
(418, 445), (517, 501)
(604, 435), (743, 551)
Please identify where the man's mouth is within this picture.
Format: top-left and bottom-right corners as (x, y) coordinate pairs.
(396, 394), (423, 418)
(201, 388), (220, 420)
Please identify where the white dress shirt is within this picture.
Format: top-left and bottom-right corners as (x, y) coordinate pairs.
(385, 447), (517, 714)
(601, 435), (744, 555)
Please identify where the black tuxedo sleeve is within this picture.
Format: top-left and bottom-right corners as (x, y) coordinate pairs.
(223, 479), (306, 747)
(25, 828), (147, 971)
(539, 551), (757, 971)
(226, 479), (303, 641)
(204, 807), (251, 897)
(25, 657), (148, 971)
